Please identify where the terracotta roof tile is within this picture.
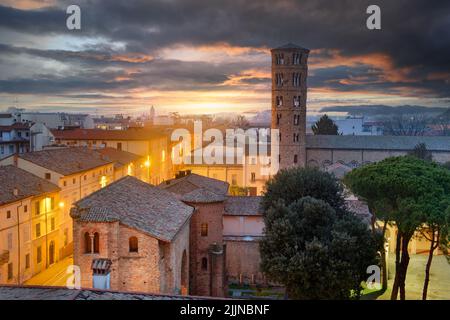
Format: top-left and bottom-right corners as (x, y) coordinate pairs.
(224, 196), (263, 216)
(52, 128), (166, 141)
(0, 165), (60, 205)
(17, 147), (113, 175)
(94, 147), (143, 168)
(0, 285), (210, 300)
(159, 173), (229, 203)
(72, 176), (194, 242)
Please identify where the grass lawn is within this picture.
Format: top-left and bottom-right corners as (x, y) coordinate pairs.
(362, 254), (450, 300)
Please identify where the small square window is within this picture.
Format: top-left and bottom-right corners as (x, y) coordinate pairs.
(45, 172), (51, 180)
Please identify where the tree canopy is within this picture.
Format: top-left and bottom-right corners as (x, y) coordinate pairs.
(408, 143), (433, 162)
(311, 114), (339, 135)
(260, 168), (379, 299)
(261, 167), (346, 214)
(343, 156), (450, 299)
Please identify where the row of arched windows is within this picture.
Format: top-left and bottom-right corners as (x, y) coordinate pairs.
(84, 232), (139, 254)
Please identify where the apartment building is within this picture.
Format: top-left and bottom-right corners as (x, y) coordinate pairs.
(0, 122), (30, 160)
(0, 166), (60, 285)
(52, 128), (171, 184)
(93, 147), (148, 182)
(0, 148), (115, 259)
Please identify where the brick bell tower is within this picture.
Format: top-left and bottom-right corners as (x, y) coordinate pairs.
(271, 43), (310, 170)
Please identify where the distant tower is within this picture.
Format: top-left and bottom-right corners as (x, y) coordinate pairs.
(149, 105), (155, 124)
(271, 43), (310, 170)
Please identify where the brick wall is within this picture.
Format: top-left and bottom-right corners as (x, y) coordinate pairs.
(73, 217), (190, 295)
(188, 202), (226, 297)
(225, 240), (265, 285)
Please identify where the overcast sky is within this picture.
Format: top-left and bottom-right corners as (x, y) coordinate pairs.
(0, 0), (449, 115)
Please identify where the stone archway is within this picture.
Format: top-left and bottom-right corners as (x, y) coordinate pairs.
(180, 250), (188, 295)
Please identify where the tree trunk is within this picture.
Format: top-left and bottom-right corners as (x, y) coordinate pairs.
(390, 232), (402, 300)
(422, 228), (439, 300)
(398, 234), (411, 300)
(380, 221), (388, 290)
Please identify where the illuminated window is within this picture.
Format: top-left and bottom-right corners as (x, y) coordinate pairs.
(100, 176), (107, 188)
(129, 237), (138, 253)
(201, 257), (208, 271)
(162, 150), (166, 162)
(200, 223), (208, 237)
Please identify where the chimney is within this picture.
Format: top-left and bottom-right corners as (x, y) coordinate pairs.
(13, 187), (19, 196)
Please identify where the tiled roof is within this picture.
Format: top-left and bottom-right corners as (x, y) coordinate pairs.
(52, 128), (166, 141)
(160, 173), (229, 203)
(306, 135), (450, 151)
(0, 123), (30, 130)
(0, 165), (60, 205)
(181, 188), (227, 203)
(72, 176), (194, 242)
(94, 147), (142, 168)
(0, 286), (208, 300)
(17, 147), (113, 175)
(224, 196), (263, 216)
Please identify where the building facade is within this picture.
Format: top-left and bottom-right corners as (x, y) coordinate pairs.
(0, 166), (60, 285)
(71, 177), (192, 294)
(0, 123), (30, 160)
(52, 128), (171, 184)
(160, 172), (229, 297)
(0, 148), (115, 260)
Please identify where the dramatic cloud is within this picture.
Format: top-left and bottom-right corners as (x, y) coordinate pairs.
(0, 0), (449, 114)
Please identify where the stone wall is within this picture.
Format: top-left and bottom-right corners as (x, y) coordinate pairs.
(225, 240), (264, 285)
